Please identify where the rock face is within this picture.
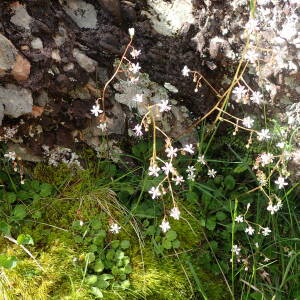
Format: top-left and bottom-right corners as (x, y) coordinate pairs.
(0, 0), (298, 184)
(0, 33), (31, 81)
(0, 84), (33, 124)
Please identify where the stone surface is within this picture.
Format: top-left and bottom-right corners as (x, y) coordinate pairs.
(0, 34), (17, 74)
(0, 84), (33, 121)
(61, 0), (98, 29)
(10, 2), (32, 30)
(0, 34), (30, 81)
(11, 54), (31, 81)
(144, 0), (195, 36)
(31, 38), (43, 49)
(73, 48), (98, 73)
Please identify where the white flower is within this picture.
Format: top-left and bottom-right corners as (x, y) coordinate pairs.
(232, 86), (247, 102)
(170, 207), (180, 220)
(110, 223), (121, 234)
(250, 91), (263, 105)
(161, 162), (174, 175)
(267, 204), (279, 215)
(160, 220), (171, 233)
(173, 175), (184, 185)
(186, 166), (196, 174)
(148, 165), (160, 177)
(149, 186), (161, 199)
(262, 227), (271, 236)
(274, 176), (288, 189)
(91, 104), (103, 117)
(129, 62), (141, 74)
(182, 65), (191, 77)
(197, 155), (206, 164)
(158, 100), (171, 112)
(242, 116), (254, 128)
(128, 28), (135, 37)
(232, 245), (241, 255)
(276, 142), (285, 149)
(133, 124), (143, 136)
(187, 172), (196, 181)
(4, 151), (16, 161)
(130, 49), (141, 59)
(245, 18), (259, 33)
(208, 169), (217, 178)
(130, 76), (139, 83)
(260, 153), (274, 166)
(166, 146), (178, 158)
(133, 94), (143, 103)
(245, 226), (255, 235)
(257, 129), (271, 141)
(97, 122), (107, 131)
(235, 215), (244, 223)
(183, 144), (194, 154)
(245, 49), (259, 64)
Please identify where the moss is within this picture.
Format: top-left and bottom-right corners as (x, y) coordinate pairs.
(3, 237), (91, 300)
(128, 241), (227, 300)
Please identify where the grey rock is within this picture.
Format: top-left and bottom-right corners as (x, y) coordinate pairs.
(73, 48), (97, 73)
(63, 63), (74, 72)
(54, 26), (67, 46)
(0, 34), (31, 81)
(0, 84), (33, 122)
(10, 3), (32, 30)
(61, 0), (98, 29)
(0, 34), (17, 73)
(36, 90), (49, 107)
(31, 37), (43, 49)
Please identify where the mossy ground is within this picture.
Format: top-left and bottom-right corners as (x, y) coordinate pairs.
(0, 163), (228, 299)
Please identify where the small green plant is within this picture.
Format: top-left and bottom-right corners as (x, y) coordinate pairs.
(71, 216), (133, 298)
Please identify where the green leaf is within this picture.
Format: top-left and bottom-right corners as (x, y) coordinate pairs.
(166, 230), (177, 241)
(224, 175), (235, 190)
(99, 274), (114, 281)
(162, 239), (172, 249)
(111, 266), (119, 275)
(0, 255), (17, 269)
(17, 190), (30, 201)
(91, 219), (102, 230)
(97, 279), (109, 289)
(206, 216), (216, 231)
(17, 234), (34, 245)
(111, 240), (120, 249)
(120, 240), (130, 249)
(124, 264), (132, 274)
(216, 211), (227, 221)
(12, 205), (27, 220)
(233, 163), (248, 174)
(85, 275), (98, 285)
(94, 260), (104, 273)
(187, 191), (198, 203)
(106, 249), (115, 261)
(85, 252), (95, 263)
(0, 221), (10, 235)
(144, 225), (156, 236)
(115, 250), (125, 260)
(172, 239), (180, 249)
(30, 180), (41, 192)
(120, 280), (130, 289)
(39, 183), (53, 197)
(90, 287), (103, 298)
(5, 192), (16, 204)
